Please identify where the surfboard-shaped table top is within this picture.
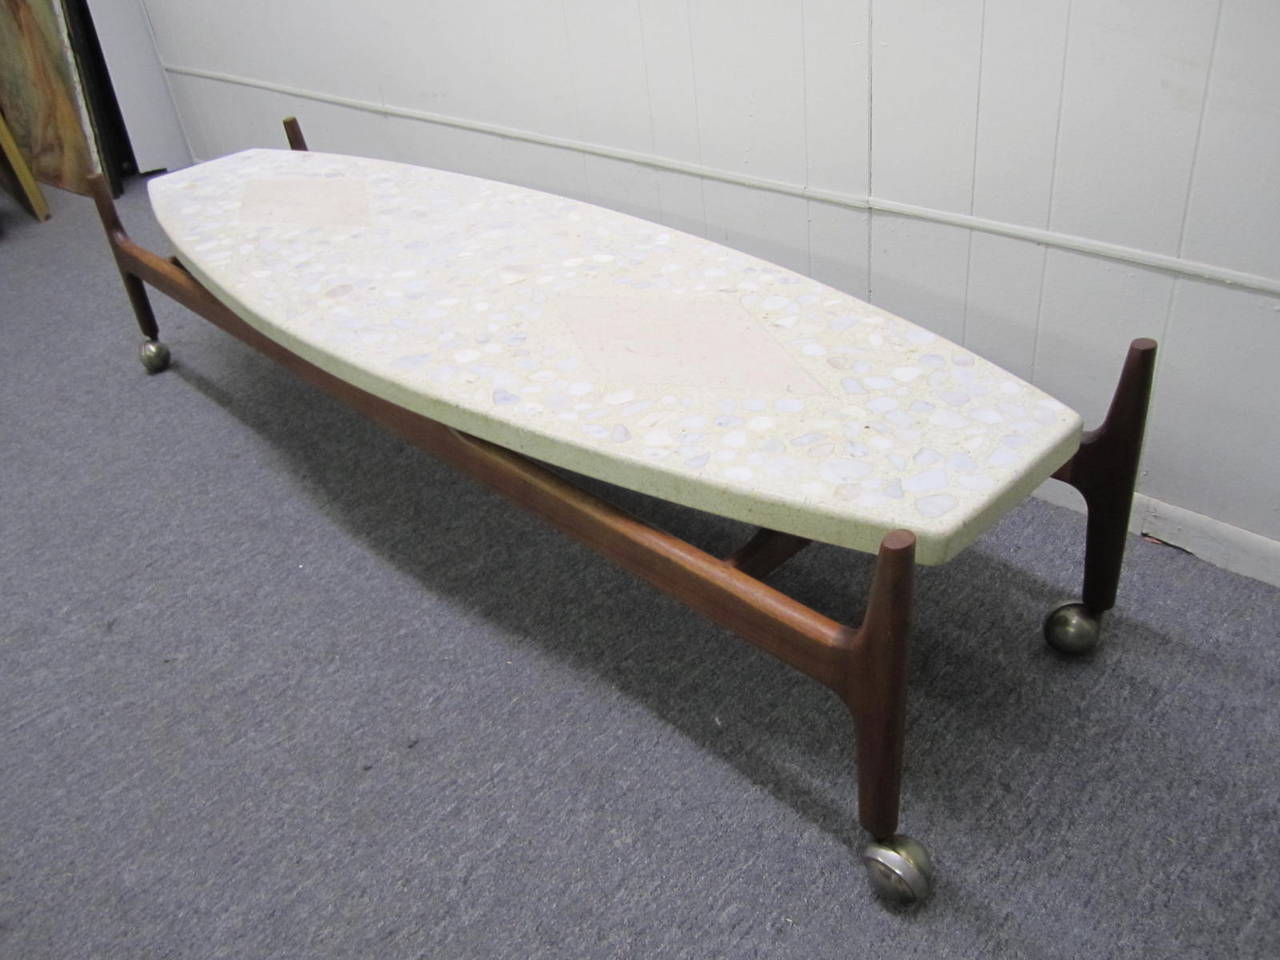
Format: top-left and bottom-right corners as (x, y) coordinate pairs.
(150, 149), (1082, 565)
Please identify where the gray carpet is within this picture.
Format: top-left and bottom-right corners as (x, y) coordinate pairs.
(1, 179), (1277, 960)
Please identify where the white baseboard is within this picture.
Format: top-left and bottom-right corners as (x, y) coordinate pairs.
(1032, 483), (1280, 588)
(1136, 496), (1280, 587)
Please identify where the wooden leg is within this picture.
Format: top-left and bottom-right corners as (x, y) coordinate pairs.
(88, 173), (155, 339)
(283, 117), (309, 151)
(724, 527), (812, 580)
(87, 173), (170, 372)
(841, 531), (933, 901)
(119, 271), (160, 341)
(1063, 338), (1158, 615)
(843, 530), (915, 841)
(1046, 339), (1157, 652)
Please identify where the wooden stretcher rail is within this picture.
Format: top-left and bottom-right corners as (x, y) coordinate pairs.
(108, 224), (863, 688)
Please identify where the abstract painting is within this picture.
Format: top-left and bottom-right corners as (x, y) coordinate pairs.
(0, 0), (99, 194)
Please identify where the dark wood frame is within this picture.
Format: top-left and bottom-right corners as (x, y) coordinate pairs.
(86, 118), (1156, 890)
(1053, 339), (1158, 616)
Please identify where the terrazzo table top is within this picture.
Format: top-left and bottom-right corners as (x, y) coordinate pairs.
(150, 149), (1082, 564)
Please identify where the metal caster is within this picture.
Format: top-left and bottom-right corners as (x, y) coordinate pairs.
(861, 834), (933, 904)
(140, 339), (170, 373)
(1044, 602), (1101, 655)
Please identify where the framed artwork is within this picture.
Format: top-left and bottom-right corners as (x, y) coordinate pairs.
(0, 105), (50, 218)
(0, 0), (101, 194)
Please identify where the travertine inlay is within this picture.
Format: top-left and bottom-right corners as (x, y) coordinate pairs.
(239, 177), (371, 228)
(558, 292), (826, 395)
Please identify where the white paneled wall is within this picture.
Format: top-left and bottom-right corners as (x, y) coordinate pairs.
(140, 0), (1280, 580)
(1049, 0), (1219, 254)
(1181, 0), (1280, 279)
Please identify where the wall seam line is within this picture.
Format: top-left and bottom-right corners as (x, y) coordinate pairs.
(1032, 0), (1077, 384)
(1174, 0), (1224, 262)
(683, 0), (708, 235)
(962, 0), (988, 348)
(556, 0), (591, 199)
(800, 0), (813, 279)
(865, 0), (875, 301)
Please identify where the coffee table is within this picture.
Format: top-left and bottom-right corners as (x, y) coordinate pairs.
(89, 118), (1155, 904)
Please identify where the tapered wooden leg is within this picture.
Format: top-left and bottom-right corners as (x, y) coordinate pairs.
(1046, 339), (1157, 652)
(87, 173), (170, 372)
(1067, 339), (1158, 615)
(724, 527), (812, 580)
(840, 530), (932, 902)
(843, 530), (915, 840)
(283, 116), (309, 151)
(119, 271), (160, 341)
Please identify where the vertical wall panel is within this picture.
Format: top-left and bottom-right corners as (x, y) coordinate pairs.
(1049, 0), (1219, 254)
(563, 0), (677, 240)
(162, 74), (230, 162)
(504, 139), (591, 202)
(257, 0), (396, 105)
(963, 235), (1044, 380)
(636, 0), (701, 163)
(379, 1), (577, 136)
(963, 2), (1070, 386)
(687, 0), (807, 183)
(637, 0), (706, 233)
(971, 0), (1070, 226)
(1142, 281), (1280, 539)
(802, 1), (871, 299)
(582, 155), (664, 223)
(654, 170), (707, 237)
(869, 0), (983, 210)
(562, 1), (650, 152)
(802, 0), (870, 195)
(702, 181), (809, 275)
(868, 0), (981, 338)
(142, 1), (268, 78)
(868, 216), (969, 341)
(1034, 251), (1173, 426)
(808, 203), (869, 299)
(1180, 0), (1280, 279)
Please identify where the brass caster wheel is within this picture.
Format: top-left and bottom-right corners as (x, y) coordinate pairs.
(861, 834), (933, 904)
(140, 339), (171, 373)
(1044, 602), (1101, 655)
